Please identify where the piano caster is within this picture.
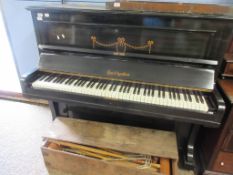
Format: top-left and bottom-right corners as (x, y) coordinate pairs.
(184, 125), (200, 169)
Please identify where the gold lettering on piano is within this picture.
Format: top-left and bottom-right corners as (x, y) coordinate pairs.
(91, 36), (154, 55)
(106, 70), (130, 77)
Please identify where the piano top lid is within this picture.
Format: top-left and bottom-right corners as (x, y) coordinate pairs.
(27, 1), (233, 20)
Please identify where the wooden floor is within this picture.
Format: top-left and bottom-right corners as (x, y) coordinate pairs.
(0, 99), (194, 175)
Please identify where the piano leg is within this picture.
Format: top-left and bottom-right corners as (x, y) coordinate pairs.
(175, 123), (200, 170)
(49, 100), (58, 120)
(186, 125), (200, 166)
(48, 100), (69, 120)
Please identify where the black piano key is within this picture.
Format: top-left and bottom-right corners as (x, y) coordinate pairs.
(35, 74), (43, 81)
(99, 83), (104, 90)
(63, 78), (70, 84)
(86, 79), (94, 87)
(162, 87), (165, 98)
(57, 76), (66, 83)
(49, 76), (56, 82)
(112, 83), (118, 91)
(193, 91), (200, 103)
(53, 76), (60, 83)
(31, 73), (42, 82)
(123, 83), (128, 92)
(64, 78), (71, 84)
(42, 73), (51, 81)
(151, 86), (155, 97)
(168, 88), (172, 99)
(176, 89), (180, 100)
(89, 80), (97, 88)
(76, 79), (84, 86)
(80, 80), (87, 87)
(68, 78), (75, 85)
(178, 89), (183, 100)
(92, 80), (99, 88)
(113, 82), (118, 91)
(127, 83), (131, 93)
(133, 84), (137, 94)
(96, 80), (103, 89)
(137, 84), (141, 95)
(60, 75), (68, 82)
(158, 86), (161, 98)
(148, 86), (151, 96)
(48, 76), (55, 82)
(147, 86), (151, 96)
(194, 91), (200, 103)
(44, 75), (52, 82)
(187, 90), (192, 102)
(143, 85), (147, 96)
(50, 76), (57, 83)
(108, 83), (113, 91)
(198, 92), (204, 104)
(80, 78), (87, 86)
(73, 78), (81, 84)
(103, 81), (109, 89)
(65, 78), (71, 84)
(99, 81), (106, 89)
(164, 87), (168, 98)
(116, 82), (122, 92)
(54, 75), (61, 83)
(56, 77), (62, 83)
(65, 77), (72, 84)
(119, 83), (124, 92)
(74, 79), (82, 86)
(59, 76), (66, 84)
(172, 89), (176, 100)
(109, 82), (115, 91)
(183, 89), (188, 101)
(103, 81), (109, 90)
(38, 75), (47, 81)
(59, 77), (67, 84)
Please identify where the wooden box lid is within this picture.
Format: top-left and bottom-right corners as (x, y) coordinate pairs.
(44, 117), (178, 160)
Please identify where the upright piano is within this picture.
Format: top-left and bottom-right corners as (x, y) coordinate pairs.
(21, 3), (233, 171)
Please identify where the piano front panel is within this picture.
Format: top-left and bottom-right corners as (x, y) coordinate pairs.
(31, 8), (233, 61)
(38, 21), (215, 58)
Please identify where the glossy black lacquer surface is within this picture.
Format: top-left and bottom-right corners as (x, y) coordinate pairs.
(21, 5), (232, 127)
(31, 6), (233, 62)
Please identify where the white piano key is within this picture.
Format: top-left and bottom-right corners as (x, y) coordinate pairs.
(32, 74), (211, 112)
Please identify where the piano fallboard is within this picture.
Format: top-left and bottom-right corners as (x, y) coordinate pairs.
(39, 52), (215, 91)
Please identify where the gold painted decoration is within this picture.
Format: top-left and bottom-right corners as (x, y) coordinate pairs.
(91, 35), (154, 55)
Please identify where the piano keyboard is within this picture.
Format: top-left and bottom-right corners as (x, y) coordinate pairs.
(32, 73), (211, 112)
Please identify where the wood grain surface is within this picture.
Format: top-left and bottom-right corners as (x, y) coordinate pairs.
(44, 117), (178, 159)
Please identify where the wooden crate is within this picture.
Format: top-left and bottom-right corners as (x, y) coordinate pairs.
(41, 117), (179, 175)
